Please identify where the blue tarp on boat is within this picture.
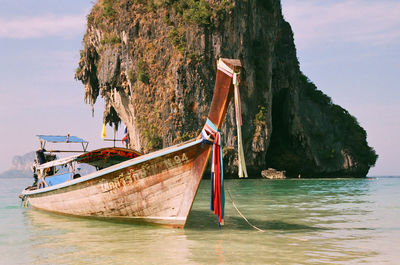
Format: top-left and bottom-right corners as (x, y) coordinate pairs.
(42, 173), (74, 187)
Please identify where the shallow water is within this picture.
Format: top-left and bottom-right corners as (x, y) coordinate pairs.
(1, 177), (399, 264)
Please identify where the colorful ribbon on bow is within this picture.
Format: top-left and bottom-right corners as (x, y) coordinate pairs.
(201, 119), (225, 225)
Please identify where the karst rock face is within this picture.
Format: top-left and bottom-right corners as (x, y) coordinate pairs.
(76, 0), (377, 177)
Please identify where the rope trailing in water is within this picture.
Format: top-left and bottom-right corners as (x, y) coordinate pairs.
(225, 186), (265, 232)
(233, 73), (248, 179)
(201, 119), (225, 226)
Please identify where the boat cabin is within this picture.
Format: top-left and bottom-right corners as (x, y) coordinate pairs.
(32, 135), (141, 189)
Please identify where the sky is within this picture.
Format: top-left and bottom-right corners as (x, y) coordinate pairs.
(0, 0), (399, 176)
(0, 0), (109, 170)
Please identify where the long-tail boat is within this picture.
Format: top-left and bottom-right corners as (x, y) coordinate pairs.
(20, 58), (242, 228)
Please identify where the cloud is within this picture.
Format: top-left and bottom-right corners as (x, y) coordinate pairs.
(282, 0), (400, 48)
(0, 14), (86, 39)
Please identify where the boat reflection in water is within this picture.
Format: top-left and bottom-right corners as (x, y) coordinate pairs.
(24, 209), (192, 264)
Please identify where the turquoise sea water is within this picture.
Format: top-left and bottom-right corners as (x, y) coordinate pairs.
(1, 177), (399, 264)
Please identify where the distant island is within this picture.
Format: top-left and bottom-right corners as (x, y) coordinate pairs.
(0, 152), (34, 178)
(0, 150), (99, 179)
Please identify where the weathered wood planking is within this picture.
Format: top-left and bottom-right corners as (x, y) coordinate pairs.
(22, 58), (241, 228)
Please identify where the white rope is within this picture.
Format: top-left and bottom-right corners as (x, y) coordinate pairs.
(233, 73), (248, 178)
(225, 186), (265, 232)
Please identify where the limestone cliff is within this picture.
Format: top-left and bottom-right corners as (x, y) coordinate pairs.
(76, 0), (377, 177)
(0, 152), (35, 178)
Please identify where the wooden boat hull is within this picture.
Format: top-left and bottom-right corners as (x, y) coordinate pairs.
(23, 139), (210, 228)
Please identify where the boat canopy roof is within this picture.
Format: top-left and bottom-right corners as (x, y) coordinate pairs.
(37, 135), (89, 152)
(36, 147), (142, 170)
(37, 135), (88, 143)
(76, 147), (141, 169)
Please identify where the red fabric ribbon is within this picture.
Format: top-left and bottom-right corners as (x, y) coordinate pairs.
(201, 119), (225, 225)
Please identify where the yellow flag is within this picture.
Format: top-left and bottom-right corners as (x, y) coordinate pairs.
(101, 123), (106, 139)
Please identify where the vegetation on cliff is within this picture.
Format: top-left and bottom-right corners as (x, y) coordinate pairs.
(76, 0), (377, 177)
